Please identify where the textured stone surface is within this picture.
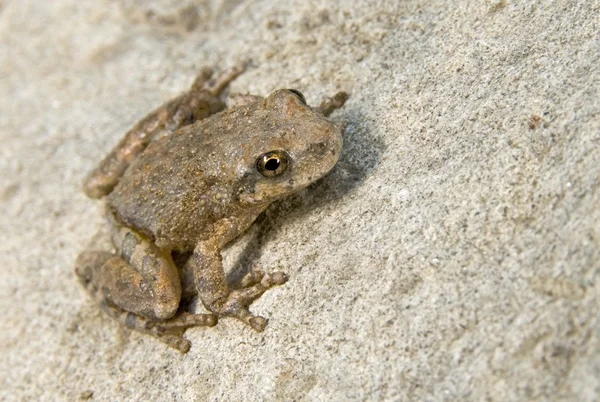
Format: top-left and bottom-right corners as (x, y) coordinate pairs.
(1, 0), (598, 400)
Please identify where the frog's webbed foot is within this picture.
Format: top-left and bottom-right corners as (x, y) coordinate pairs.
(121, 313), (216, 353)
(194, 218), (288, 331)
(95, 305), (217, 353)
(210, 270), (288, 332)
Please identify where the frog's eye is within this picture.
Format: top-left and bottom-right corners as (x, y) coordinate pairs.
(256, 150), (290, 177)
(288, 89), (306, 104)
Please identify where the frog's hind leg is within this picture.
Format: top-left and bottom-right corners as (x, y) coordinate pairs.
(75, 239), (180, 324)
(75, 246), (215, 353)
(83, 64), (245, 199)
(75, 253), (208, 353)
(75, 222), (183, 319)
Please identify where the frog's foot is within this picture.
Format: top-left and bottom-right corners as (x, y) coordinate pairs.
(141, 312), (218, 353)
(121, 313), (191, 353)
(148, 312), (217, 330)
(209, 270), (288, 332)
(192, 62), (246, 96)
(76, 242), (197, 352)
(318, 91), (350, 117)
(99, 307), (217, 353)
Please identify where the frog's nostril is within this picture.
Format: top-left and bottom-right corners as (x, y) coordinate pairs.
(309, 142), (328, 155)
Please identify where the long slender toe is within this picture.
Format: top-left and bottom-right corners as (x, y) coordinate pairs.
(248, 316), (267, 332)
(158, 334), (191, 353)
(262, 272), (288, 287)
(240, 270), (265, 287)
(208, 270), (287, 331)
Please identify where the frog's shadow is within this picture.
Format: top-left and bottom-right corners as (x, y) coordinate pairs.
(226, 104), (384, 284)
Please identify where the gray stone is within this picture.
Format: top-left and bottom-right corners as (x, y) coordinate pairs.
(1, 0), (598, 400)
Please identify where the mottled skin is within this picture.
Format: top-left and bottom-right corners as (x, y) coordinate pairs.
(75, 66), (348, 352)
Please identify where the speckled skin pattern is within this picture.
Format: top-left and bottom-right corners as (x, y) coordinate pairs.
(75, 66), (348, 352)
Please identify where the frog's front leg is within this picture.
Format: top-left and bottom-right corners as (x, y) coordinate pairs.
(194, 218), (288, 331)
(83, 64), (244, 199)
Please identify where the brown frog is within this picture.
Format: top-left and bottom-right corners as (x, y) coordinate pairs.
(75, 65), (348, 352)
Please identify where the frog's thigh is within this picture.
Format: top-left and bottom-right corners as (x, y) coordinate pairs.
(76, 228), (182, 320)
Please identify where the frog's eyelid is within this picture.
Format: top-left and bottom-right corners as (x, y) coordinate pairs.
(287, 89), (306, 104)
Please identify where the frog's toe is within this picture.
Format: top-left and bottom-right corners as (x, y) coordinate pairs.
(234, 271), (288, 303)
(221, 306), (267, 332)
(156, 333), (192, 353)
(248, 316), (268, 332)
(240, 270), (265, 287)
(263, 271), (288, 287)
(201, 63), (245, 96)
(152, 312), (218, 330)
(239, 269), (287, 290)
(211, 270), (287, 331)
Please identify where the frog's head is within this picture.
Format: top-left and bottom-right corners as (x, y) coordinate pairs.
(235, 89), (344, 205)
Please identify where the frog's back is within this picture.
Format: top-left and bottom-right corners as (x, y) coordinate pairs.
(105, 89), (344, 250)
(106, 124), (234, 250)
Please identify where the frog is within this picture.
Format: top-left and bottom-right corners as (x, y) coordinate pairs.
(75, 64), (349, 352)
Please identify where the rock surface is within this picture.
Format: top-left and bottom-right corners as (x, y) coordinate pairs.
(1, 0), (598, 400)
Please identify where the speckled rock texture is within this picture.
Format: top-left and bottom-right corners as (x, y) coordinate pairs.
(1, 0), (598, 400)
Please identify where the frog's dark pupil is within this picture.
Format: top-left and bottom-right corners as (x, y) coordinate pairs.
(265, 157), (280, 171)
